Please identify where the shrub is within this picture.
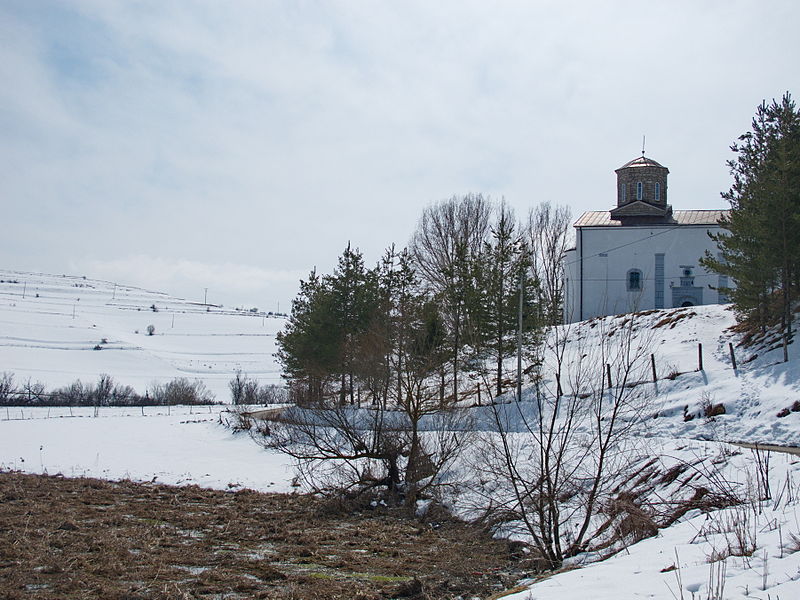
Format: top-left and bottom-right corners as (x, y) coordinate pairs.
(0, 372), (16, 404)
(53, 380), (90, 405)
(147, 324), (155, 336)
(229, 370), (288, 405)
(150, 378), (216, 405)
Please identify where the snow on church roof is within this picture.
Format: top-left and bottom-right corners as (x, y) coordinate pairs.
(615, 155), (668, 170)
(574, 209), (729, 227)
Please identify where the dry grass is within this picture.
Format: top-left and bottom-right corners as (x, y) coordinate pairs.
(0, 471), (527, 599)
(652, 309), (697, 330)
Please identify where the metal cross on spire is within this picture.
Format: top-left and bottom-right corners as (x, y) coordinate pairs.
(642, 135), (646, 156)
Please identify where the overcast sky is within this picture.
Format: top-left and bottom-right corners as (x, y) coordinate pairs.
(1, 1), (796, 311)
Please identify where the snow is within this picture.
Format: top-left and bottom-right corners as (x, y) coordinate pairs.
(491, 305), (800, 599)
(0, 405), (295, 492)
(0, 269), (285, 400)
(505, 444), (800, 599)
(2, 269), (800, 598)
(541, 304), (800, 447)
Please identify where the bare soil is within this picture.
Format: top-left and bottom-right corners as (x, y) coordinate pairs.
(0, 471), (528, 599)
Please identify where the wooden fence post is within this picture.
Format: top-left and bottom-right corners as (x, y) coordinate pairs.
(651, 354), (657, 383)
(698, 343), (703, 371)
(606, 364), (612, 389)
(729, 342), (737, 371)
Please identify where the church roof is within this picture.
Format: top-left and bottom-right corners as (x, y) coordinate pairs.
(609, 200), (671, 219)
(574, 209), (729, 228)
(616, 155), (667, 171)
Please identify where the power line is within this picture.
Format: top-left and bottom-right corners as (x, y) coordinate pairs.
(563, 224), (703, 267)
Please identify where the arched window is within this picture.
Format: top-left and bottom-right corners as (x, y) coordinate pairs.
(636, 181), (643, 200)
(655, 182), (661, 201)
(627, 269), (642, 291)
(620, 183), (627, 202)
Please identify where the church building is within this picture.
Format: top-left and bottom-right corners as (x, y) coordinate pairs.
(563, 154), (731, 323)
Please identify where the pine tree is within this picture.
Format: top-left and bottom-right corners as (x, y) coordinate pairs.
(328, 243), (376, 404)
(275, 269), (341, 403)
(476, 201), (527, 397)
(702, 93), (800, 360)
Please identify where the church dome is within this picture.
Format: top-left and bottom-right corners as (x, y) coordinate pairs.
(616, 155), (667, 170)
(612, 153), (670, 222)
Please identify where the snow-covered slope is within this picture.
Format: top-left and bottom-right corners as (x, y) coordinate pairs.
(545, 304), (800, 447)
(0, 269), (285, 401)
(503, 305), (800, 599)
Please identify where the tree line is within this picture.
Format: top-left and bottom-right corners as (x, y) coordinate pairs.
(0, 372), (217, 407)
(703, 92), (800, 360)
(275, 197), (572, 408)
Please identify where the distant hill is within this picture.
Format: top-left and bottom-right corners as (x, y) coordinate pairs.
(0, 269), (286, 401)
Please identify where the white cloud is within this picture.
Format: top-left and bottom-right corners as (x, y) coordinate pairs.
(2, 1), (798, 307)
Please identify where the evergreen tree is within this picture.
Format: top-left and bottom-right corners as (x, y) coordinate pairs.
(702, 93), (800, 360)
(481, 201), (527, 396)
(327, 243), (377, 404)
(275, 269), (341, 403)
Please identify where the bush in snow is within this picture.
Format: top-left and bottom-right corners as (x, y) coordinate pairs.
(149, 378), (216, 405)
(0, 372), (16, 404)
(229, 370), (287, 405)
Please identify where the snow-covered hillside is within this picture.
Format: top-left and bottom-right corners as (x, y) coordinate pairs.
(502, 305), (800, 599)
(542, 304), (800, 447)
(0, 269), (286, 401)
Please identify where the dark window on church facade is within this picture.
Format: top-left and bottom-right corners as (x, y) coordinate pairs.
(636, 181), (643, 200)
(627, 269), (642, 291)
(655, 182), (661, 201)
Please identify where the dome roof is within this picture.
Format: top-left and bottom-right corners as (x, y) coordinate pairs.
(617, 155), (667, 170)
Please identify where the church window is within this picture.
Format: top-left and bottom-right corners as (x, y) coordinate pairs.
(636, 181), (643, 200)
(627, 269), (642, 291)
(620, 183), (627, 202)
(655, 182), (661, 201)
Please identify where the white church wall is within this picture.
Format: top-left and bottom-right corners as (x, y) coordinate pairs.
(564, 224), (725, 323)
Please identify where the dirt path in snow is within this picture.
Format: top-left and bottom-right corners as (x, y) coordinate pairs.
(733, 441), (800, 455)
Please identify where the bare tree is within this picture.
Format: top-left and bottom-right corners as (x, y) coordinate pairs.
(411, 193), (492, 402)
(265, 295), (468, 507)
(468, 313), (653, 569)
(0, 372), (16, 405)
(526, 202), (572, 326)
(21, 378), (47, 405)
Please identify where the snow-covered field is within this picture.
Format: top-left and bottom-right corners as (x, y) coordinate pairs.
(0, 405), (294, 492)
(2, 269), (800, 598)
(0, 269), (285, 400)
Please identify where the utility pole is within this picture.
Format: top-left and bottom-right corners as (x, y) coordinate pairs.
(517, 270), (524, 402)
(204, 288), (208, 305)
